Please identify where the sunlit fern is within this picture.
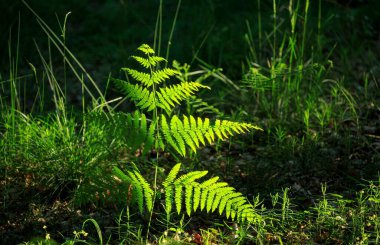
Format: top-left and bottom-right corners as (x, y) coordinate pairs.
(111, 44), (262, 225)
(114, 44), (210, 114)
(113, 44), (262, 156)
(113, 163), (260, 223)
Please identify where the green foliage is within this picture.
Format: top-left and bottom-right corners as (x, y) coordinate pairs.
(159, 114), (261, 156)
(113, 167), (154, 213)
(114, 44), (262, 157)
(113, 163), (260, 223)
(110, 44), (263, 226)
(114, 44), (210, 114)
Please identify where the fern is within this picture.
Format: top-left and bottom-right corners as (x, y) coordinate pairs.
(112, 167), (154, 213)
(113, 163), (261, 223)
(114, 44), (262, 156)
(159, 114), (262, 156)
(114, 44), (209, 114)
(110, 44), (263, 225)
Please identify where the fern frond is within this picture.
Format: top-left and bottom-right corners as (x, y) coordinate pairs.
(226, 196), (246, 220)
(133, 170), (154, 212)
(170, 116), (186, 156)
(149, 56), (166, 66)
(203, 182), (229, 212)
(159, 115), (262, 156)
(200, 182), (227, 211)
(137, 44), (155, 55)
(127, 171), (144, 213)
(116, 44), (211, 114)
(165, 185), (174, 214)
(112, 167), (153, 213)
(211, 187), (235, 212)
(122, 68), (152, 86)
(175, 184), (183, 215)
(219, 192), (242, 215)
(151, 68), (180, 84)
(173, 171), (208, 186)
(157, 82), (209, 112)
(185, 185), (193, 216)
(161, 164), (259, 222)
(122, 111), (154, 154)
(163, 163), (181, 187)
(162, 163), (181, 214)
(161, 115), (181, 154)
(112, 167), (132, 184)
(114, 81), (158, 111)
(183, 115), (199, 149)
(131, 55), (166, 69)
(193, 186), (201, 212)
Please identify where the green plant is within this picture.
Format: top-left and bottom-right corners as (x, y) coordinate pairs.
(111, 44), (262, 236)
(113, 44), (261, 157)
(113, 163), (260, 222)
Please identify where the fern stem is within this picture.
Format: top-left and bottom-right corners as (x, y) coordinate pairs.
(146, 51), (160, 242)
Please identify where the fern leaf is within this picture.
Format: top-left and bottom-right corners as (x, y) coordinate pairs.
(202, 118), (214, 144)
(157, 82), (209, 112)
(213, 120), (224, 140)
(200, 182), (228, 211)
(193, 186), (201, 212)
(165, 185), (174, 214)
(219, 192), (242, 215)
(173, 171), (208, 186)
(231, 199), (247, 220)
(162, 163), (181, 216)
(175, 185), (183, 215)
(206, 189), (217, 213)
(156, 91), (174, 112)
(131, 56), (151, 69)
(163, 163), (181, 187)
(161, 115), (181, 154)
(112, 167), (132, 184)
(185, 185), (193, 216)
(199, 176), (220, 188)
(128, 172), (144, 213)
(184, 115), (199, 148)
(115, 81), (158, 111)
(137, 44), (155, 55)
(133, 170), (154, 212)
(179, 116), (197, 153)
(195, 117), (206, 145)
(236, 204), (254, 221)
(170, 116), (186, 156)
(131, 55), (166, 69)
(123, 68), (152, 87)
(211, 187), (235, 212)
(149, 56), (166, 66)
(151, 68), (180, 84)
(226, 196), (246, 220)
(114, 163), (260, 223)
(171, 170), (208, 214)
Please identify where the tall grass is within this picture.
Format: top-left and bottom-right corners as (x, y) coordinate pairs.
(242, 0), (358, 140)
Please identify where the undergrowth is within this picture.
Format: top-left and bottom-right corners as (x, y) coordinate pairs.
(1, 0), (379, 244)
